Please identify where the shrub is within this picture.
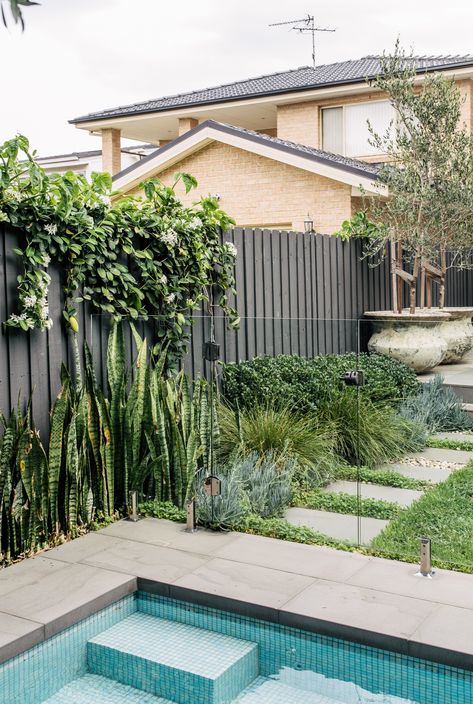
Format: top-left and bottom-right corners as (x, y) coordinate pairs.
(318, 391), (426, 467)
(218, 404), (339, 487)
(222, 352), (419, 413)
(399, 375), (473, 433)
(195, 453), (293, 528)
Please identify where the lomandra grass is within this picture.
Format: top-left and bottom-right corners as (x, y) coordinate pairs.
(218, 404), (339, 487)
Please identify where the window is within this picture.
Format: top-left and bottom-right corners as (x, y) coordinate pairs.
(322, 100), (396, 157)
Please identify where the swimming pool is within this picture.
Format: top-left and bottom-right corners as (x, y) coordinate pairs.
(0, 590), (472, 703)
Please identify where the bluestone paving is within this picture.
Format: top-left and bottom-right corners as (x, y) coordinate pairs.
(280, 579), (438, 652)
(2, 519), (473, 667)
(325, 480), (423, 507)
(172, 557), (314, 609)
(212, 533), (369, 582)
(0, 612), (44, 663)
(0, 559), (136, 638)
(347, 556), (473, 610)
(284, 507), (389, 545)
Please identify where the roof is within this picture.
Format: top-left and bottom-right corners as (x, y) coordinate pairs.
(71, 54), (473, 124)
(35, 144), (156, 162)
(112, 119), (382, 195)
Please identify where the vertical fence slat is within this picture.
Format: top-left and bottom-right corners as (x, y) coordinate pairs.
(1, 224), (472, 432)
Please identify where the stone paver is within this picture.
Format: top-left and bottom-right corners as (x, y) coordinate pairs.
(2, 519), (473, 667)
(326, 480), (423, 507)
(173, 557), (314, 610)
(284, 507), (389, 545)
(382, 463), (453, 483)
(0, 558), (136, 639)
(212, 534), (368, 582)
(404, 447), (473, 464)
(281, 579), (438, 650)
(435, 432), (473, 442)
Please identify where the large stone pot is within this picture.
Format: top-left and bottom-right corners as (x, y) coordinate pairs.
(365, 308), (473, 373)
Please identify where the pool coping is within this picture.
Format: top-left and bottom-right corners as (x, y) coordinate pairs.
(1, 518), (473, 671)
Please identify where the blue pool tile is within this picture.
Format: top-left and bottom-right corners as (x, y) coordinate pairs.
(87, 612), (259, 704)
(41, 673), (173, 703)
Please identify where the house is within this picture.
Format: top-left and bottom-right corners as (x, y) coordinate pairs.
(69, 55), (473, 233)
(35, 144), (156, 181)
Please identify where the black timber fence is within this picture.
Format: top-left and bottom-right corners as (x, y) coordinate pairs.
(1, 224), (472, 441)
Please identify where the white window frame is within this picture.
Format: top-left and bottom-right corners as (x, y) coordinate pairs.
(321, 99), (395, 158)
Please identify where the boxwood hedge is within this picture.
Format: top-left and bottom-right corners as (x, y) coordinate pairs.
(222, 352), (419, 412)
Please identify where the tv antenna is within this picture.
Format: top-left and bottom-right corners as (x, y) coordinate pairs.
(269, 14), (336, 68)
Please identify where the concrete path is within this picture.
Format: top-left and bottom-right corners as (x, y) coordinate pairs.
(325, 480), (423, 507)
(2, 519), (473, 670)
(284, 507), (389, 545)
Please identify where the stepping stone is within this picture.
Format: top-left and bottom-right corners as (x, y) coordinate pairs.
(88, 612), (259, 704)
(383, 463), (453, 484)
(42, 674), (172, 703)
(434, 432), (473, 443)
(284, 507), (388, 546)
(403, 447), (472, 464)
(325, 480), (423, 507)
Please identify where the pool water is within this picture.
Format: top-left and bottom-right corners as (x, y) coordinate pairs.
(0, 591), (472, 704)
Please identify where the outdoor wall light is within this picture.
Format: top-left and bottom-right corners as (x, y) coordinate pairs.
(304, 213), (314, 234)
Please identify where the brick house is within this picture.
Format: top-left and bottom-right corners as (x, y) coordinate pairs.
(70, 55), (473, 233)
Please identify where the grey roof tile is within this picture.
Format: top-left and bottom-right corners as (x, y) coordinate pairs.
(71, 55), (473, 123)
(112, 119), (380, 183)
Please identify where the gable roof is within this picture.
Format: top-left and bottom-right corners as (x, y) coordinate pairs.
(112, 119), (384, 195)
(71, 55), (473, 124)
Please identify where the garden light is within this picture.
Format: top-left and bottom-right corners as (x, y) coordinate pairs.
(304, 213), (314, 234)
(127, 490), (140, 522)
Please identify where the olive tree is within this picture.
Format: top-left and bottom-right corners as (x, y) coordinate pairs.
(1, 0), (38, 30)
(351, 44), (473, 312)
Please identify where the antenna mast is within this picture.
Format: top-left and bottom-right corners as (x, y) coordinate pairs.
(269, 14), (336, 68)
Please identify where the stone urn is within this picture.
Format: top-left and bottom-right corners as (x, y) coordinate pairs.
(364, 308), (473, 373)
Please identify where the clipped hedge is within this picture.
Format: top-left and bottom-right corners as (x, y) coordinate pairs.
(222, 352), (420, 412)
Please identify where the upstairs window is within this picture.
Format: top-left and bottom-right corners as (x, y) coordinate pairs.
(322, 100), (396, 157)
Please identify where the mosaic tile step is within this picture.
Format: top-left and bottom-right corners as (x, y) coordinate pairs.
(41, 673), (173, 703)
(87, 612), (259, 704)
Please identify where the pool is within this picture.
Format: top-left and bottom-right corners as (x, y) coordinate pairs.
(0, 591), (472, 703)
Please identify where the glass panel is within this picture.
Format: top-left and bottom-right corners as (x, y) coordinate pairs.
(358, 315), (473, 572)
(344, 99), (395, 157)
(321, 106), (343, 154)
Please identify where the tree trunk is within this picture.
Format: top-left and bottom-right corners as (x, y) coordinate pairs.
(439, 248), (447, 308)
(390, 239), (399, 313)
(409, 251), (420, 314)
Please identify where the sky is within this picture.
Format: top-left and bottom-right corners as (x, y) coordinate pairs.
(0, 0), (472, 155)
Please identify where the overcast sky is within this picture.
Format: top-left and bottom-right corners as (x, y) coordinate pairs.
(1, 0), (472, 155)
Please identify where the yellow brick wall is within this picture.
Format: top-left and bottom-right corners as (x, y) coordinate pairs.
(149, 141), (352, 234)
(277, 102), (320, 147)
(277, 79), (473, 154)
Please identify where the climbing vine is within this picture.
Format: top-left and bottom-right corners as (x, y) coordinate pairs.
(0, 135), (238, 356)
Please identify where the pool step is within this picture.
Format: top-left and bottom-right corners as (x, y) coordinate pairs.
(87, 612), (259, 704)
(41, 673), (172, 703)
